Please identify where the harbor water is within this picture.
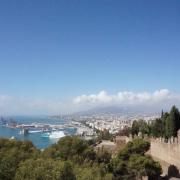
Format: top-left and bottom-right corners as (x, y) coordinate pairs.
(0, 116), (77, 149)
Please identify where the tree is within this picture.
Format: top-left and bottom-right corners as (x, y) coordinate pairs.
(0, 138), (39, 180)
(138, 120), (150, 136)
(46, 136), (88, 160)
(15, 159), (76, 180)
(131, 120), (139, 136)
(75, 166), (103, 180)
(151, 118), (165, 137)
(165, 106), (180, 137)
(171, 106), (180, 134)
(128, 154), (162, 180)
(149, 106), (180, 138)
(131, 120), (150, 137)
(96, 149), (111, 164)
(60, 161), (76, 180)
(165, 115), (172, 138)
(118, 138), (150, 160)
(112, 139), (161, 180)
(82, 147), (96, 161)
(109, 158), (128, 178)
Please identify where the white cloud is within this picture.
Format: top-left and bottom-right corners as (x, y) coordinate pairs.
(73, 91), (112, 104)
(0, 89), (179, 115)
(73, 89), (177, 107)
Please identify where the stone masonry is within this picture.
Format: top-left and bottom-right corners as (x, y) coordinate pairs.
(150, 130), (180, 169)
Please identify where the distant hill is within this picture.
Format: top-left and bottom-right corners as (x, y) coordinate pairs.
(71, 105), (160, 116)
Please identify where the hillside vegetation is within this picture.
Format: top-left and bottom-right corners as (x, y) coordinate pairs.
(0, 136), (161, 180)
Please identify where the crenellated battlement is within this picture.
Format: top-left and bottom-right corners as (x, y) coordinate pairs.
(150, 130), (180, 168)
(151, 129), (180, 144)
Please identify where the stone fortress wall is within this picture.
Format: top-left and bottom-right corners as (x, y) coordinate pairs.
(150, 130), (180, 169)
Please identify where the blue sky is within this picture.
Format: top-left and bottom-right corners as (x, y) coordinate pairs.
(0, 0), (180, 114)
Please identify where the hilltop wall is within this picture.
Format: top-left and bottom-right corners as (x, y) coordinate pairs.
(150, 131), (180, 168)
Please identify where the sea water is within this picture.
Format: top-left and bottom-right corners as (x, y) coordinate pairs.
(0, 116), (76, 149)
